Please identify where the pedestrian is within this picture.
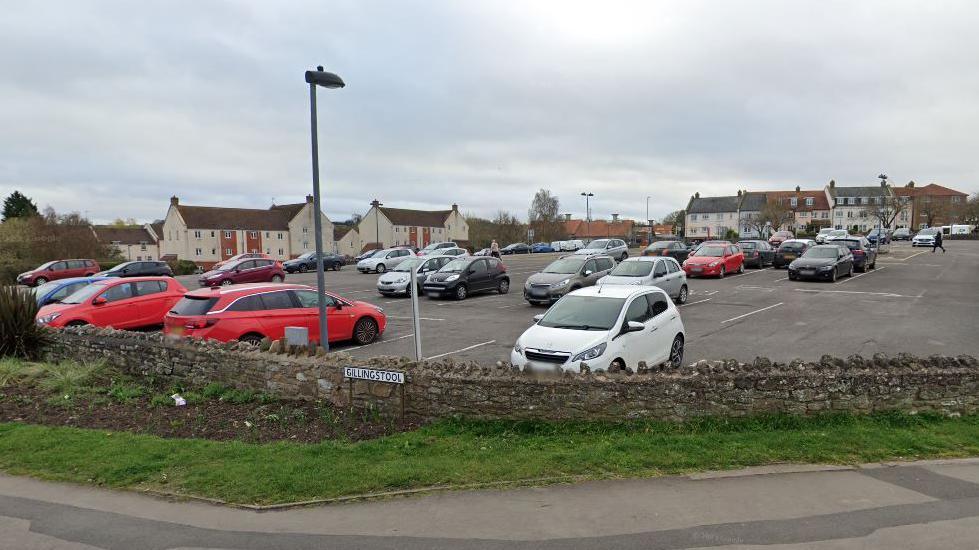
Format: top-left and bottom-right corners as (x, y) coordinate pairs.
(490, 239), (501, 259)
(932, 230), (946, 253)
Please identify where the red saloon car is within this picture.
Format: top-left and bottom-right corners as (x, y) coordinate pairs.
(163, 283), (386, 346)
(198, 258), (285, 287)
(683, 243), (745, 278)
(17, 259), (100, 286)
(35, 277), (188, 329)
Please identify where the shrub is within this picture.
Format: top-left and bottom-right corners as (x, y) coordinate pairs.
(168, 259), (200, 275)
(0, 284), (51, 359)
(38, 360), (107, 396)
(0, 261), (39, 285)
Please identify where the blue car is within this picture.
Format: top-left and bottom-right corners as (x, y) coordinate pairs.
(530, 242), (555, 253)
(30, 277), (111, 307)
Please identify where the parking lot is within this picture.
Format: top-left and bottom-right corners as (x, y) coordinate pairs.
(176, 241), (979, 367)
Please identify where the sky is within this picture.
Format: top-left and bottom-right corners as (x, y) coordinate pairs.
(1, 0), (977, 225)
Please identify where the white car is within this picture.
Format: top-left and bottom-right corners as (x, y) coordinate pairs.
(377, 256), (454, 296)
(825, 229), (850, 241)
(417, 242), (458, 256)
(912, 227), (941, 247)
(436, 247), (469, 257)
(511, 286), (686, 373)
(815, 228), (834, 244)
(597, 257), (688, 304)
(574, 238), (629, 261)
(356, 248), (416, 273)
(563, 240), (584, 251)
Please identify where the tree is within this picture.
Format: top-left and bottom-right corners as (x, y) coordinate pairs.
(111, 217), (139, 227)
(960, 193), (979, 228)
(662, 209), (685, 235)
(744, 202), (793, 238)
(527, 189), (565, 243)
(1, 191), (39, 222)
(493, 210), (527, 245)
(860, 187), (904, 231)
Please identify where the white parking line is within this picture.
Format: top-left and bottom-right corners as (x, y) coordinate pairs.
(720, 302), (784, 324)
(774, 277), (789, 282)
(835, 266), (886, 285)
(425, 340), (497, 360)
(386, 315), (446, 321)
(794, 289), (917, 298)
(899, 250), (928, 261)
(346, 333), (414, 352)
(726, 267), (772, 278)
(679, 298), (712, 307)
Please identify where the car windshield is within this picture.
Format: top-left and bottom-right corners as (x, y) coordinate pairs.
(739, 242), (757, 249)
(818, 229), (833, 234)
(61, 283), (108, 304)
(214, 261), (238, 271)
(297, 252), (315, 260)
(169, 296), (218, 316)
(33, 280), (69, 298)
(538, 295), (625, 331)
(35, 261), (56, 271)
(693, 246), (726, 257)
(584, 239), (610, 250)
(542, 258), (585, 274)
(830, 230), (847, 237)
(780, 242), (806, 251)
(107, 262), (134, 272)
(420, 243), (442, 251)
(393, 258), (423, 272)
(838, 240), (862, 249)
(804, 247), (839, 259)
(647, 242), (671, 250)
(439, 259), (471, 273)
(919, 228), (940, 235)
(609, 261), (653, 277)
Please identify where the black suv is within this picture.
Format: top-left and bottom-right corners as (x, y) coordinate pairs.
(423, 257), (510, 300)
(100, 261), (173, 278)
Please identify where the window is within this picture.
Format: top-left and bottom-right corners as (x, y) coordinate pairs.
(265, 232), (270, 238)
(953, 196), (962, 203)
(195, 248), (202, 256)
(224, 231), (232, 239)
(855, 197), (862, 205)
(110, 240), (121, 245)
(716, 213), (723, 220)
(266, 248), (271, 254)
(237, 261), (255, 270)
(302, 227), (308, 233)
(583, 259), (597, 274)
(790, 197), (798, 207)
(211, 231), (216, 238)
(249, 231), (258, 238)
(691, 214), (697, 221)
(101, 283), (134, 303)
(666, 260), (679, 273)
(50, 262), (67, 271)
(645, 294), (670, 317)
(134, 280), (166, 296)
(302, 241), (309, 250)
(278, 248), (284, 256)
(836, 210), (843, 217)
(847, 211), (853, 218)
(293, 290), (337, 308)
(227, 295), (264, 312)
(225, 248), (233, 255)
(805, 197), (814, 206)
(194, 231), (202, 239)
(470, 260), (487, 273)
(843, 198), (850, 205)
(653, 261), (667, 278)
(146, 256), (153, 260)
(624, 297), (651, 323)
(900, 212), (908, 221)
(259, 291), (296, 310)
(822, 212), (829, 219)
(67, 260), (85, 269)
(277, 233), (283, 239)
(140, 243), (147, 251)
(211, 248), (216, 255)
(859, 211), (867, 218)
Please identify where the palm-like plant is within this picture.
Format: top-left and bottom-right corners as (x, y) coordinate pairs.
(0, 284), (50, 359)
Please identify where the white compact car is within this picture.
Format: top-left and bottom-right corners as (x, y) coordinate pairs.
(357, 248), (416, 273)
(825, 229), (850, 241)
(814, 228), (834, 244)
(574, 238), (629, 261)
(511, 286), (685, 373)
(437, 247), (469, 257)
(912, 227), (941, 247)
(377, 256), (454, 296)
(597, 256), (688, 304)
(417, 241), (458, 256)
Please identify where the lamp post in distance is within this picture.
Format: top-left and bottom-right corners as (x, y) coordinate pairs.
(581, 192), (594, 240)
(305, 65), (345, 350)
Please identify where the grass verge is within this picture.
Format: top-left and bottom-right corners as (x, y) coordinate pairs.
(2, 412), (979, 505)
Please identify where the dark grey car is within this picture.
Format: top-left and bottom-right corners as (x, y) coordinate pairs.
(523, 254), (615, 305)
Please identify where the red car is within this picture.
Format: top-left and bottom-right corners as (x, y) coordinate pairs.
(768, 231), (795, 247)
(17, 259), (100, 286)
(198, 258), (285, 287)
(35, 277), (187, 329)
(213, 252), (272, 270)
(683, 243), (745, 278)
(163, 283), (386, 346)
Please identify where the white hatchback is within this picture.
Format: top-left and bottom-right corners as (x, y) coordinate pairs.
(511, 286), (686, 372)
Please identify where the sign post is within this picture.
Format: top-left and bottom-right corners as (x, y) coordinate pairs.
(410, 268), (423, 361)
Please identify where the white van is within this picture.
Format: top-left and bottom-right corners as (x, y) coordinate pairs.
(942, 225), (972, 236)
(564, 240), (585, 251)
(550, 241), (565, 251)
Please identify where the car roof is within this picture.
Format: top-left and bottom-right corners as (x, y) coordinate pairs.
(185, 282), (309, 298)
(620, 256), (663, 263)
(782, 239), (812, 244)
(52, 276), (112, 285)
(571, 285), (668, 300)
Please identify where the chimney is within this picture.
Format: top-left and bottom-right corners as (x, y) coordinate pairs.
(451, 203), (458, 212)
(306, 194), (314, 203)
(611, 213), (619, 222)
(737, 190), (742, 197)
(564, 213), (572, 221)
(370, 199), (381, 208)
(695, 192), (700, 198)
(829, 180), (836, 188)
(907, 180), (915, 188)
(795, 185), (801, 193)
(170, 196), (179, 206)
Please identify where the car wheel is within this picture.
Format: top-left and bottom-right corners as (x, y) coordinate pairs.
(676, 285), (688, 304)
(669, 335), (684, 368)
(271, 274), (284, 283)
(221, 279), (233, 286)
(454, 285), (468, 300)
(788, 272), (797, 281)
(829, 268), (837, 283)
(737, 262), (744, 274)
(34, 277), (48, 285)
(847, 264), (854, 277)
(718, 266), (725, 279)
(334, 264), (342, 271)
(299, 264), (308, 273)
(353, 317), (379, 345)
(65, 320), (87, 327)
(610, 358), (626, 371)
(239, 333), (265, 346)
(375, 264), (386, 274)
(498, 279), (510, 294)
(620, 252), (628, 262)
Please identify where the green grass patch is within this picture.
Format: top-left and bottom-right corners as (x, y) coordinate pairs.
(2, 412), (979, 505)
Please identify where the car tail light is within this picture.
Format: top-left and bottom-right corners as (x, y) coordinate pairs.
(853, 250), (865, 256)
(185, 318), (217, 329)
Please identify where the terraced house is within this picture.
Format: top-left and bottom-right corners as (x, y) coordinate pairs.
(355, 200), (469, 251)
(92, 225), (160, 261)
(826, 181), (893, 232)
(685, 193), (741, 239)
(160, 195), (334, 269)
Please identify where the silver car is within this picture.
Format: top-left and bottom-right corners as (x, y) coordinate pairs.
(574, 238), (629, 261)
(377, 256), (453, 296)
(597, 256), (689, 304)
(356, 248), (416, 273)
(523, 254), (615, 305)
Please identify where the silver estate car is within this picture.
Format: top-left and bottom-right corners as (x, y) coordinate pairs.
(597, 256), (689, 304)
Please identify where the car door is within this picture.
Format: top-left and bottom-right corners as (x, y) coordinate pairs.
(665, 259), (685, 295)
(254, 259), (276, 282)
(580, 259), (600, 286)
(644, 292), (678, 364)
(291, 290), (355, 343)
(90, 282), (139, 328)
(467, 259), (491, 291)
(255, 290), (303, 340)
(65, 260), (86, 278)
(651, 259), (673, 295)
(131, 280), (170, 326)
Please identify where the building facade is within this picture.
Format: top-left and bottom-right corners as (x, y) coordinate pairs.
(563, 215), (637, 243)
(92, 226), (160, 261)
(355, 201), (469, 251)
(685, 194), (741, 239)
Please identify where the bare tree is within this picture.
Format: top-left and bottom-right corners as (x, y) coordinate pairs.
(493, 210), (527, 245)
(749, 202), (794, 236)
(918, 196), (948, 228)
(960, 193), (979, 228)
(527, 189), (565, 242)
(860, 188), (904, 231)
(662, 209), (685, 235)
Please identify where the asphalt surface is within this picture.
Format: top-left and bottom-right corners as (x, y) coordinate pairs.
(4, 459), (979, 549)
(175, 240), (979, 367)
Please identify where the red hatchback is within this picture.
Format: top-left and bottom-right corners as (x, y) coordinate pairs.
(198, 258), (285, 287)
(213, 252), (273, 270)
(163, 283), (386, 346)
(17, 259), (100, 286)
(35, 277), (187, 329)
(683, 243), (745, 278)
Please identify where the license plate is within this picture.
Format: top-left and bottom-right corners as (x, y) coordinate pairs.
(801, 269), (814, 276)
(784, 254), (796, 260)
(426, 291), (440, 297)
(692, 267), (703, 272)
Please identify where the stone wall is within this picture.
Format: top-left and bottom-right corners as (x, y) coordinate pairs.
(45, 327), (979, 421)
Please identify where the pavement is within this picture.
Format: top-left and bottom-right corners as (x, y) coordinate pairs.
(175, 240), (979, 367)
(5, 458), (979, 548)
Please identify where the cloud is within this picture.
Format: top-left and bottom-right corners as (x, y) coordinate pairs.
(1, 0), (976, 225)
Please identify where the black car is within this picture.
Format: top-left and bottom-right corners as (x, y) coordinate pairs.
(283, 252), (344, 273)
(833, 237), (877, 272)
(787, 245), (854, 282)
(772, 240), (814, 269)
(737, 240), (775, 268)
(423, 257), (510, 300)
(99, 260), (173, 278)
(500, 243), (531, 255)
(642, 240), (691, 262)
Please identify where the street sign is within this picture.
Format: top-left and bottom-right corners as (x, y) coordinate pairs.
(343, 367), (405, 384)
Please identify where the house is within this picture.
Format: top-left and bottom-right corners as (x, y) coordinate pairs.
(563, 214), (637, 243)
(736, 191), (769, 238)
(826, 182), (893, 232)
(900, 182), (970, 229)
(92, 225), (160, 261)
(684, 194), (741, 239)
(355, 201), (469, 250)
(160, 195), (334, 268)
(334, 225), (360, 257)
(762, 187), (832, 232)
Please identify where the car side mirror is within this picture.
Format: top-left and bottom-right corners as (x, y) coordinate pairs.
(92, 296), (107, 306)
(334, 301), (343, 310)
(583, 270), (593, 276)
(533, 314), (544, 323)
(623, 320), (645, 333)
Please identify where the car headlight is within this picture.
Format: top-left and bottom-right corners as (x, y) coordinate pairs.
(513, 341), (524, 355)
(819, 265), (833, 270)
(572, 342), (607, 362)
(445, 274), (460, 282)
(551, 278), (571, 289)
(708, 261), (719, 267)
(36, 313), (61, 325)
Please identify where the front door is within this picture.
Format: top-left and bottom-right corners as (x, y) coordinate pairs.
(91, 282), (139, 329)
(409, 226), (418, 248)
(422, 227), (431, 247)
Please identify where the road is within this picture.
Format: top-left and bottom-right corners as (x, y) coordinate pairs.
(174, 240), (979, 367)
(4, 458), (979, 548)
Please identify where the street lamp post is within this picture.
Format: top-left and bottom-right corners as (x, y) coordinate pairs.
(646, 196), (652, 244)
(370, 199), (383, 249)
(305, 65), (345, 350)
(581, 192), (594, 240)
